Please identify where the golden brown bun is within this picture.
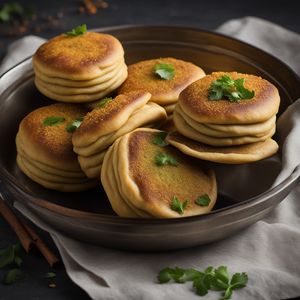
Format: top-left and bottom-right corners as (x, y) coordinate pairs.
(17, 103), (87, 171)
(72, 91), (151, 147)
(179, 72), (280, 124)
(115, 128), (217, 218)
(118, 57), (205, 105)
(33, 32), (124, 80)
(166, 132), (279, 164)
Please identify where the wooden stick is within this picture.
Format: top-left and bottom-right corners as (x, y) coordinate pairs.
(0, 197), (33, 253)
(20, 219), (60, 268)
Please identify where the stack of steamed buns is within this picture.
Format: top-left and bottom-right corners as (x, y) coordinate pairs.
(15, 25), (280, 218)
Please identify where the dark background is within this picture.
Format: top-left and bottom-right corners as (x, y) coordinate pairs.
(0, 0), (300, 299)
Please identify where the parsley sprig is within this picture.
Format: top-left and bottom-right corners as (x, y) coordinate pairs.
(154, 63), (175, 80)
(195, 194), (211, 206)
(65, 117), (83, 133)
(0, 243), (24, 285)
(97, 97), (113, 108)
(152, 131), (168, 147)
(170, 196), (188, 215)
(208, 75), (255, 102)
(154, 152), (178, 166)
(42, 116), (65, 127)
(158, 265), (248, 299)
(65, 24), (87, 36)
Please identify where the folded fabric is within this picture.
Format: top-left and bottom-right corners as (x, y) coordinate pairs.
(1, 16), (300, 300)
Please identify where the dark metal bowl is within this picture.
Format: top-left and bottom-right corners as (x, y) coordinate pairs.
(1, 26), (300, 251)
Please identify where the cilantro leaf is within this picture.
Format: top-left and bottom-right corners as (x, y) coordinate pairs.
(65, 24), (87, 36)
(0, 3), (23, 22)
(195, 194), (211, 206)
(157, 265), (248, 300)
(46, 272), (56, 279)
(230, 272), (248, 289)
(214, 266), (229, 285)
(154, 63), (175, 80)
(2, 268), (22, 285)
(97, 97), (113, 108)
(154, 152), (178, 166)
(42, 116), (65, 127)
(193, 274), (209, 296)
(208, 75), (255, 102)
(66, 117), (83, 133)
(0, 245), (15, 269)
(152, 131), (168, 147)
(234, 78), (255, 99)
(158, 267), (200, 284)
(223, 287), (233, 300)
(170, 196), (188, 215)
(157, 267), (174, 283)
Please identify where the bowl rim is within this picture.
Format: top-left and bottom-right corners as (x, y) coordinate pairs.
(1, 24), (300, 225)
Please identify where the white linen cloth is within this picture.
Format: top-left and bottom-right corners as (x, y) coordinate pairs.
(2, 17), (300, 300)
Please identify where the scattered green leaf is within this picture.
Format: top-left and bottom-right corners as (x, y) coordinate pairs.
(2, 268), (22, 285)
(0, 245), (14, 269)
(97, 97), (113, 108)
(65, 24), (87, 36)
(158, 267), (200, 284)
(0, 3), (23, 22)
(154, 63), (175, 80)
(230, 272), (248, 290)
(42, 116), (65, 127)
(208, 75), (255, 102)
(170, 196), (188, 215)
(65, 116), (83, 133)
(0, 243), (22, 269)
(45, 272), (56, 279)
(154, 152), (178, 166)
(152, 131), (168, 147)
(195, 194), (211, 207)
(157, 265), (248, 299)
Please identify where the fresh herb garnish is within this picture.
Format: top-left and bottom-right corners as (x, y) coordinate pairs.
(65, 24), (87, 36)
(158, 265), (248, 300)
(65, 117), (83, 133)
(195, 194), (211, 207)
(2, 268), (23, 285)
(97, 97), (113, 108)
(0, 243), (24, 285)
(45, 272), (56, 279)
(208, 75), (255, 102)
(42, 116), (65, 127)
(170, 196), (188, 215)
(154, 152), (178, 166)
(0, 3), (23, 22)
(0, 243), (22, 269)
(152, 131), (168, 147)
(154, 63), (175, 80)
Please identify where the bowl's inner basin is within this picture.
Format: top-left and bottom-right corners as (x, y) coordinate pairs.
(0, 30), (293, 216)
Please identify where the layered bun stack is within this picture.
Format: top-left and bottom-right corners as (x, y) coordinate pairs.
(118, 57), (206, 127)
(101, 128), (217, 218)
(16, 103), (97, 192)
(72, 91), (167, 179)
(33, 27), (127, 104)
(169, 72), (280, 163)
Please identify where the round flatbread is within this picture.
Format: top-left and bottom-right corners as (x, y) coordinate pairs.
(173, 110), (275, 146)
(119, 57), (205, 105)
(33, 32), (125, 80)
(166, 132), (279, 164)
(179, 71), (280, 124)
(116, 128), (217, 218)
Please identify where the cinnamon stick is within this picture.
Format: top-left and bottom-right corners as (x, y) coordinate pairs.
(0, 197), (33, 252)
(20, 219), (60, 268)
